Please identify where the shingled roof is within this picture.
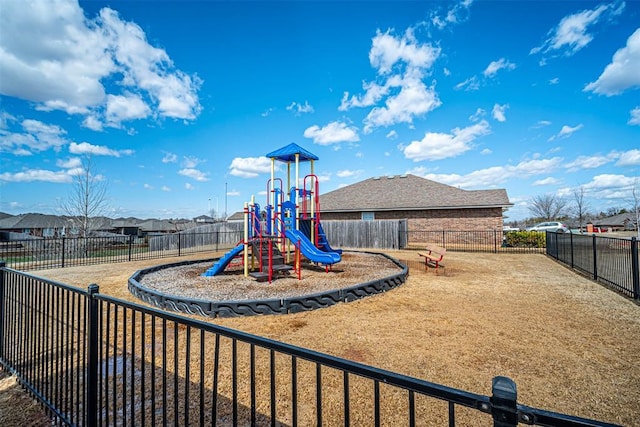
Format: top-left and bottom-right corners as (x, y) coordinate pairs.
(319, 174), (512, 212)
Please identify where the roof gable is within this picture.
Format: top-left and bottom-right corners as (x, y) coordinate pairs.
(320, 174), (511, 211)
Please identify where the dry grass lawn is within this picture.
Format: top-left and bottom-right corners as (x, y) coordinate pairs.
(2, 250), (639, 426)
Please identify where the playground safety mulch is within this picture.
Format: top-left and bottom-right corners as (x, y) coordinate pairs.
(4, 250), (639, 426)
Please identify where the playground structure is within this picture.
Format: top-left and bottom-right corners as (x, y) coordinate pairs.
(202, 143), (342, 282)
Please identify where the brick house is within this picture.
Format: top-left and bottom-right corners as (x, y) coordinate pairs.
(319, 174), (512, 232)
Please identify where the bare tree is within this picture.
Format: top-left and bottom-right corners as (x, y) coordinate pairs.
(572, 186), (590, 231)
(528, 194), (567, 221)
(60, 155), (109, 238)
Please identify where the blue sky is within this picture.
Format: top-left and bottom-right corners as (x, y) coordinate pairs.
(1, 0), (639, 221)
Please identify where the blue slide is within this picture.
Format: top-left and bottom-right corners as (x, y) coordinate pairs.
(285, 229), (341, 265)
(202, 244), (244, 277)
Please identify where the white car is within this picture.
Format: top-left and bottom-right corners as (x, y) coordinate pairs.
(525, 221), (569, 233)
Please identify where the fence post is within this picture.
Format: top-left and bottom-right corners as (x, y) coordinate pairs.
(569, 231), (574, 269)
(491, 376), (518, 427)
(494, 230), (498, 253)
(128, 234), (133, 262)
(178, 233), (182, 257)
(61, 237), (66, 268)
(592, 234), (598, 281)
(86, 284), (99, 427)
(631, 237), (639, 300)
(0, 261), (5, 360)
(442, 230), (446, 247)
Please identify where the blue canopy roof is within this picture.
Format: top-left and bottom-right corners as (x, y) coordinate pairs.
(265, 143), (319, 162)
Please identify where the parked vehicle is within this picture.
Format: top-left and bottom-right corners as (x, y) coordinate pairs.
(525, 221), (569, 233)
(503, 226), (520, 232)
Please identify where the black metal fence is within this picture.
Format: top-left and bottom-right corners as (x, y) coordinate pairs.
(546, 232), (640, 300)
(0, 231), (242, 271)
(2, 228), (547, 271)
(0, 262), (622, 426)
(403, 230), (545, 253)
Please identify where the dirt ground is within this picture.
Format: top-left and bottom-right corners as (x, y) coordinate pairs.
(2, 250), (639, 426)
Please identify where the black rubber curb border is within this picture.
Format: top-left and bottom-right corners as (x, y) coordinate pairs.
(128, 251), (408, 318)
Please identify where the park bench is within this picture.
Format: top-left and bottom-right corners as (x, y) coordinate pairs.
(418, 244), (446, 273)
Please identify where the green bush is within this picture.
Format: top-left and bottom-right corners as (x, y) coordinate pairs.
(504, 231), (546, 248)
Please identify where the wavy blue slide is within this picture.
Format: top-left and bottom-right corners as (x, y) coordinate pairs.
(201, 244), (244, 277)
(285, 229), (341, 265)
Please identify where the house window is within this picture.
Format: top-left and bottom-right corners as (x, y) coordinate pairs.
(362, 212), (375, 221)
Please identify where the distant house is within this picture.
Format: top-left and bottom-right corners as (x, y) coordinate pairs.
(226, 211), (244, 223)
(110, 218), (195, 237)
(318, 174), (512, 232)
(593, 213), (637, 232)
(0, 213), (115, 239)
(194, 215), (215, 224)
(0, 213), (75, 238)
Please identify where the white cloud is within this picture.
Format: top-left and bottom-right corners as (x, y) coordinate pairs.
(549, 77), (560, 85)
(0, 168), (72, 183)
(584, 173), (636, 190)
(162, 152), (178, 163)
(0, 119), (71, 155)
(492, 104), (508, 122)
(161, 186), (171, 192)
(340, 28), (442, 133)
(616, 149), (640, 166)
(532, 120), (552, 128)
(179, 168), (209, 182)
(181, 156), (202, 168)
(418, 157), (564, 188)
(429, 0), (474, 30)
(530, 1), (624, 57)
(369, 29), (440, 74)
(386, 130), (398, 139)
(402, 120), (491, 161)
(105, 93), (151, 126)
(286, 101), (314, 115)
(565, 153), (618, 171)
(629, 107), (640, 125)
(304, 121), (360, 145)
(483, 58), (516, 78)
(363, 78), (441, 133)
(228, 156), (272, 178)
(69, 141), (134, 157)
(82, 115), (104, 131)
(184, 182), (194, 190)
(469, 108), (486, 122)
(143, 183), (153, 189)
(336, 169), (362, 178)
(480, 148), (492, 155)
(548, 124), (583, 141)
(56, 157), (82, 169)
(0, 0), (201, 126)
(454, 76), (480, 91)
(533, 177), (560, 186)
(584, 28), (640, 96)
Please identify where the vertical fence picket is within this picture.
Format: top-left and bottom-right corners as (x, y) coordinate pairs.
(86, 284), (99, 427)
(0, 261), (5, 361)
(632, 237), (639, 300)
